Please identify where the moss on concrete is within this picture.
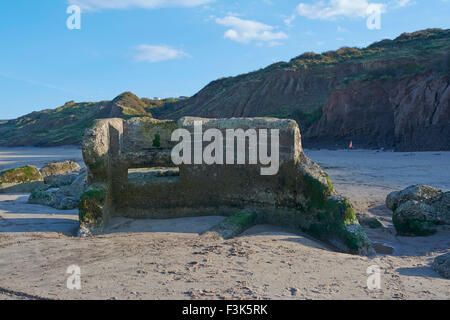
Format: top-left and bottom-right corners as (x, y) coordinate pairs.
(210, 211), (258, 239)
(305, 197), (373, 255)
(303, 173), (333, 209)
(78, 185), (106, 227)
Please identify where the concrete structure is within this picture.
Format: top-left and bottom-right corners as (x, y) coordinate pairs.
(80, 117), (373, 255)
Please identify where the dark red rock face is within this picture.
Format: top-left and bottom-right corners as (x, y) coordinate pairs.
(304, 75), (450, 151)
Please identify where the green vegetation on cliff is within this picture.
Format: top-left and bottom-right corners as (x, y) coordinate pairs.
(152, 28), (450, 150)
(0, 92), (179, 147)
(1, 28), (449, 149)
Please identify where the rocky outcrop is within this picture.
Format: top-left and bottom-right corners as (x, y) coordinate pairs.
(153, 29), (450, 151)
(305, 74), (450, 151)
(386, 185), (450, 236)
(432, 252), (450, 279)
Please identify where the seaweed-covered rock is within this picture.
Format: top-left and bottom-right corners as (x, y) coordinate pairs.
(28, 188), (78, 210)
(387, 185), (449, 236)
(430, 192), (450, 224)
(28, 171), (87, 210)
(60, 171), (87, 199)
(0, 165), (43, 184)
(44, 172), (80, 188)
(386, 185), (442, 211)
(393, 200), (439, 236)
(40, 161), (82, 179)
(432, 252), (450, 279)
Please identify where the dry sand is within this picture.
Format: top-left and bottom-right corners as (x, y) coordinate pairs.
(0, 147), (448, 300)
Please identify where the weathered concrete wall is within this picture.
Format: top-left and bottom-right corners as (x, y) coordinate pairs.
(81, 117), (373, 255)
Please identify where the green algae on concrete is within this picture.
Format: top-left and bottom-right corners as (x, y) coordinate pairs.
(208, 211), (258, 239)
(78, 184), (106, 227)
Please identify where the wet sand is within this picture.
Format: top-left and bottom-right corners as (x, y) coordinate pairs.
(0, 147), (449, 300)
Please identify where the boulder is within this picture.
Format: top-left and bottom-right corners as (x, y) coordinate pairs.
(28, 188), (78, 210)
(387, 185), (449, 236)
(28, 170), (87, 210)
(0, 165), (43, 184)
(40, 161), (82, 183)
(0, 165), (44, 194)
(60, 171), (87, 199)
(386, 184), (442, 211)
(430, 192), (450, 224)
(392, 200), (439, 236)
(432, 252), (450, 279)
(44, 172), (80, 188)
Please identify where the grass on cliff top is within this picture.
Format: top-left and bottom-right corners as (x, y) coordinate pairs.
(0, 91), (176, 147)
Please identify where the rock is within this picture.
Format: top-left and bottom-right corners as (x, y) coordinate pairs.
(386, 185), (442, 211)
(372, 243), (394, 255)
(432, 252), (450, 279)
(28, 170), (88, 210)
(393, 200), (439, 236)
(360, 217), (383, 229)
(0, 165), (43, 184)
(387, 185), (449, 236)
(44, 172), (80, 188)
(0, 181), (45, 194)
(28, 188), (78, 210)
(0, 165), (44, 194)
(430, 192), (450, 224)
(40, 161), (82, 183)
(60, 171), (87, 199)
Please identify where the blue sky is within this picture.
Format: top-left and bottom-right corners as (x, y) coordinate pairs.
(0, 0), (449, 119)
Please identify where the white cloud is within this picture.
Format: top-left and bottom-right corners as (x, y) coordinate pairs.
(295, 0), (386, 20)
(132, 45), (190, 63)
(68, 0), (213, 11)
(215, 16), (288, 44)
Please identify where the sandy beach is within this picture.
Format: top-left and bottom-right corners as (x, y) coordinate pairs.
(0, 147), (448, 300)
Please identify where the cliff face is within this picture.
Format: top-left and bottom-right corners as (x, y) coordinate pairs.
(154, 28), (450, 151)
(392, 75), (450, 151)
(1, 29), (449, 150)
(305, 74), (450, 151)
